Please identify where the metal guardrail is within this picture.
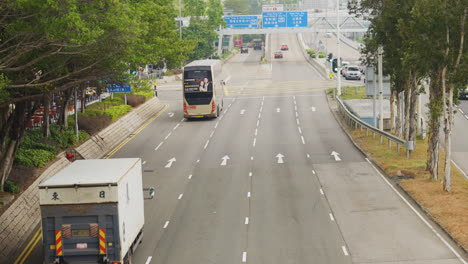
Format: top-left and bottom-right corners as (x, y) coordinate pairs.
(336, 96), (414, 158)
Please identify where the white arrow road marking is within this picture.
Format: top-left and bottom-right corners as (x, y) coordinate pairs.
(168, 112), (174, 117)
(331, 151), (342, 161)
(342, 246), (349, 256)
(277, 108), (280, 112)
(276, 153), (285, 164)
(165, 157), (176, 168)
(311, 107), (316, 112)
(240, 109), (245, 115)
(220, 155), (230, 166)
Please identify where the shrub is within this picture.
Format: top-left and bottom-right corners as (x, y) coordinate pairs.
(50, 126), (76, 149)
(134, 90), (154, 101)
(306, 49), (316, 57)
(104, 105), (132, 121)
(15, 148), (56, 168)
(3, 180), (20, 194)
(318, 52), (326, 58)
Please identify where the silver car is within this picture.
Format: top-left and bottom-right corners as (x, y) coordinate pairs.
(344, 66), (362, 80)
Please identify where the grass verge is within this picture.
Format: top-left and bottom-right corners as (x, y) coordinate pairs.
(349, 128), (468, 251)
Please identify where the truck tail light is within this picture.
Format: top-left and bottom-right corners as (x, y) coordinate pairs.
(211, 101), (216, 113)
(183, 102), (188, 115)
(55, 230), (63, 256)
(99, 228), (106, 255)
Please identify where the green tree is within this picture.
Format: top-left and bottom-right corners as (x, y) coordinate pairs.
(182, 0), (206, 17)
(183, 18), (218, 60)
(224, 0), (250, 15)
(206, 0), (226, 29)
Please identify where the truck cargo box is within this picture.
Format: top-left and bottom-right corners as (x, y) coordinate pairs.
(39, 158), (144, 264)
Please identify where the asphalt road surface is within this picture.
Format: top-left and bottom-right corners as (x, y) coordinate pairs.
(18, 33), (466, 264)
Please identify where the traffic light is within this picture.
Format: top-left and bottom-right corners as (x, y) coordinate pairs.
(327, 53), (333, 62)
(332, 58), (338, 73)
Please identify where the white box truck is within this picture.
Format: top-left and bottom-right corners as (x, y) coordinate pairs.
(39, 158), (152, 264)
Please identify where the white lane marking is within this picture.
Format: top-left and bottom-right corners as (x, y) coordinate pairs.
(295, 105), (297, 111)
(249, 172), (252, 177)
(165, 132), (172, 140)
(459, 109), (464, 114)
(257, 120), (260, 127)
(298, 127), (302, 134)
(220, 155), (230, 166)
(245, 217), (249, 225)
(181, 118), (185, 122)
(163, 221), (170, 229)
(210, 131), (215, 138)
(168, 112), (174, 117)
(178, 193), (184, 200)
(225, 75), (231, 82)
(173, 123), (180, 130)
(295, 112), (298, 117)
(188, 174), (193, 179)
(260, 106), (263, 112)
(155, 142), (163, 151)
(253, 138), (256, 147)
(255, 128), (258, 136)
(277, 108), (280, 112)
(320, 188), (324, 195)
(262, 96), (265, 101)
(276, 153), (285, 164)
(247, 192), (251, 198)
(329, 213), (335, 221)
(368, 162), (467, 263)
(296, 118), (300, 125)
(242, 252), (247, 263)
(342, 246), (349, 256)
(240, 109), (245, 115)
(365, 158), (370, 163)
(219, 115), (223, 120)
(197, 159), (200, 163)
(331, 151), (342, 161)
(312, 170), (316, 174)
(229, 103), (232, 108)
(307, 154), (310, 158)
(145, 256), (153, 264)
(215, 122), (219, 128)
(311, 106), (316, 112)
(452, 161), (468, 180)
(165, 157), (176, 168)
(204, 140), (210, 150)
(142, 161), (147, 165)
(301, 136), (305, 144)
(465, 114), (468, 119)
(251, 156), (254, 160)
(258, 113), (261, 119)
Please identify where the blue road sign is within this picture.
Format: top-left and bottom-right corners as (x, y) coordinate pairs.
(262, 11), (308, 28)
(224, 16), (259, 28)
(286, 11), (308, 27)
(107, 84), (131, 93)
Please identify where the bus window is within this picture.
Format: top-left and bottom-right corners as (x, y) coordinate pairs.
(183, 70), (213, 93)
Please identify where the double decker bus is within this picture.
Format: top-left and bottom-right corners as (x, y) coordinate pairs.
(182, 60), (224, 118)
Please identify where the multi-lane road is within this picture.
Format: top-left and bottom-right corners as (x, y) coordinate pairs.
(19, 33), (466, 264)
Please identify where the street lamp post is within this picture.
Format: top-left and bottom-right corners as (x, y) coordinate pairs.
(336, 0), (341, 97)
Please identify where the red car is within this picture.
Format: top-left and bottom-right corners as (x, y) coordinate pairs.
(274, 51), (283, 59)
(280, 44), (289, 50)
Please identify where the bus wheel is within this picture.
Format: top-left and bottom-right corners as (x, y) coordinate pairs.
(216, 106), (220, 117)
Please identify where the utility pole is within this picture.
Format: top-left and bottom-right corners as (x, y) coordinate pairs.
(378, 46), (384, 131)
(178, 0), (182, 39)
(336, 0), (341, 96)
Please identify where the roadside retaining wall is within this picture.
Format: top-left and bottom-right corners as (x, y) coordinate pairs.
(297, 33), (329, 79)
(0, 97), (165, 262)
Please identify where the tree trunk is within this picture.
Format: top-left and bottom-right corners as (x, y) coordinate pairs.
(59, 89), (73, 127)
(408, 74), (419, 151)
(390, 88), (396, 134)
(43, 92), (51, 138)
(81, 87), (86, 113)
(0, 101), (28, 191)
(396, 91), (403, 138)
(426, 70), (442, 180)
(443, 79), (453, 192)
(404, 78), (411, 141)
